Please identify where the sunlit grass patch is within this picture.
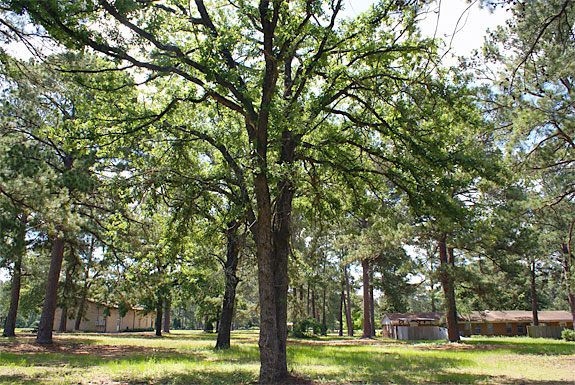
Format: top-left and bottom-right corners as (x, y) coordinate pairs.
(1, 330), (574, 384)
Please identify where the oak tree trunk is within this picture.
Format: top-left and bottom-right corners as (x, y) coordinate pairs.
(2, 214), (27, 337)
(155, 298), (163, 337)
(36, 232), (66, 344)
(163, 297), (171, 333)
(216, 221), (241, 349)
(255, 128), (295, 382)
(438, 235), (460, 342)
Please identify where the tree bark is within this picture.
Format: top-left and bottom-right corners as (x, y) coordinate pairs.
(163, 297), (171, 333)
(75, 239), (94, 331)
(344, 264), (354, 337)
(58, 254), (77, 333)
(36, 232), (66, 344)
(370, 269), (375, 337)
(361, 258), (372, 338)
(2, 213), (27, 337)
(561, 242), (575, 329)
(311, 289), (316, 320)
(438, 235), (460, 342)
(155, 298), (163, 337)
(74, 281), (89, 331)
(321, 287), (326, 326)
(339, 282), (344, 337)
(269, 145), (295, 380)
(216, 221), (241, 349)
(306, 285), (310, 316)
(530, 260), (539, 326)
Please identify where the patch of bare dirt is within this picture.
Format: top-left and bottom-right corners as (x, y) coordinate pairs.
(247, 375), (318, 385)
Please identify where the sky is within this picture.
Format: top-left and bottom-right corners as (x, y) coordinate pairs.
(4, 0), (509, 61)
(344, 0), (509, 58)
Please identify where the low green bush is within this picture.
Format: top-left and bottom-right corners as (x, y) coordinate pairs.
(561, 328), (575, 341)
(291, 319), (327, 338)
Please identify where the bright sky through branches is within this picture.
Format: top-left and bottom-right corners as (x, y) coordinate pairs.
(344, 0), (509, 58)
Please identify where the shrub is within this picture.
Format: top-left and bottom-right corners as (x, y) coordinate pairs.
(292, 319), (327, 338)
(561, 328), (575, 342)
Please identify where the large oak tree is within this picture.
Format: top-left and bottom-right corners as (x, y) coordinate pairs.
(6, 0), (501, 380)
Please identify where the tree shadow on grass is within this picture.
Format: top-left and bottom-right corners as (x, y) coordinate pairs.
(0, 374), (39, 385)
(123, 369), (257, 385)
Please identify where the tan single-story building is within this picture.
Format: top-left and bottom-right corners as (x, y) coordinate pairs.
(54, 299), (156, 333)
(458, 310), (574, 337)
(382, 310), (574, 339)
(382, 312), (447, 340)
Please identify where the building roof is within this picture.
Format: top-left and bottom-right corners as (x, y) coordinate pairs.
(383, 310), (573, 325)
(458, 310), (573, 323)
(383, 312), (444, 324)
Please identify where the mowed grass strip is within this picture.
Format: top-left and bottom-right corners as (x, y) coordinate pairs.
(0, 331), (574, 384)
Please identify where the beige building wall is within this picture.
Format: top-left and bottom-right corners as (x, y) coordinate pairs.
(54, 301), (155, 333)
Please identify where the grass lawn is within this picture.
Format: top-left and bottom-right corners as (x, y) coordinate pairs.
(1, 330), (574, 384)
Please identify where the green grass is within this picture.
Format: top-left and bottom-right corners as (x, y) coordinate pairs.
(1, 331), (574, 384)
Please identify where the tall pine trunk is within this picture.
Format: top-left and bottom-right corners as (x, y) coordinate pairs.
(438, 235), (459, 342)
(74, 281), (89, 331)
(306, 285), (310, 316)
(216, 221), (241, 349)
(321, 287), (326, 326)
(361, 258), (372, 338)
(339, 281), (344, 337)
(530, 260), (539, 326)
(311, 289), (316, 320)
(344, 264), (354, 337)
(370, 269), (375, 337)
(2, 213), (27, 337)
(36, 232), (66, 344)
(561, 242), (575, 329)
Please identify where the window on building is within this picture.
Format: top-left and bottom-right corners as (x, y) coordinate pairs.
(506, 323), (513, 334)
(487, 323), (494, 334)
(474, 324), (482, 335)
(517, 323), (524, 334)
(465, 323), (471, 330)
